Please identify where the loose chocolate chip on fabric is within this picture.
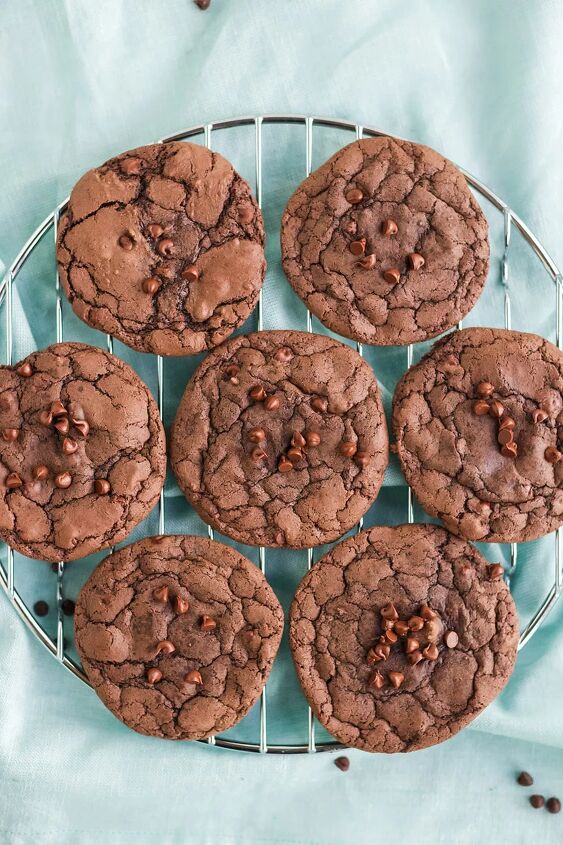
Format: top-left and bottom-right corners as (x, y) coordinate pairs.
(334, 756), (350, 771)
(155, 640), (175, 655)
(250, 385), (267, 401)
(408, 615), (424, 632)
(545, 446), (562, 464)
(118, 234), (134, 251)
(201, 615), (217, 631)
(181, 265), (199, 282)
(174, 596), (189, 614)
(34, 465), (49, 480)
(488, 563), (504, 580)
(476, 381), (494, 398)
(529, 795), (545, 809)
(340, 440), (357, 457)
(532, 408), (548, 423)
(388, 671), (404, 689)
(147, 223), (164, 239)
(517, 771), (534, 787)
(546, 797), (561, 814)
(252, 447), (268, 462)
(146, 668), (162, 684)
(185, 670), (203, 684)
(275, 346), (293, 362)
(61, 599), (75, 616)
(346, 188), (363, 204)
(445, 631), (459, 648)
(72, 419), (90, 437)
(16, 362), (33, 377)
(1, 428), (19, 442)
(62, 437), (78, 455)
(248, 427), (266, 443)
(54, 417), (70, 435)
(381, 603), (399, 621)
(121, 158), (143, 175)
(34, 600), (49, 617)
(311, 397), (328, 413)
(94, 479), (111, 495)
(142, 277), (161, 295)
(383, 268), (401, 284)
(407, 253), (425, 270)
(349, 238), (366, 256)
(264, 396), (280, 411)
(153, 586), (170, 603)
(473, 400), (490, 416)
(501, 442), (518, 459)
(422, 643), (439, 661)
(157, 238), (174, 257)
(381, 219), (398, 236)
(194, 0), (211, 8)
(358, 254), (376, 270)
(489, 399), (505, 419)
(54, 472), (72, 489)
(369, 671), (385, 689)
(6, 473), (23, 488)
(278, 456), (293, 473)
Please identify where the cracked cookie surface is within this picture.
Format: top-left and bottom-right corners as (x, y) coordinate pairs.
(0, 343), (165, 562)
(289, 523), (518, 753)
(170, 330), (389, 548)
(393, 328), (563, 543)
(75, 535), (284, 739)
(281, 137), (489, 346)
(56, 142), (265, 356)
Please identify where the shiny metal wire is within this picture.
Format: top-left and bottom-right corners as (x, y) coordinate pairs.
(1, 115), (562, 753)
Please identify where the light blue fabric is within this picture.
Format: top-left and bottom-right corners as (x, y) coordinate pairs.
(1, 0), (563, 842)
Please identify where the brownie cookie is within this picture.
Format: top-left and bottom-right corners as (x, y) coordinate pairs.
(75, 535), (283, 739)
(56, 142), (265, 356)
(170, 330), (388, 548)
(281, 137), (489, 346)
(393, 328), (563, 543)
(289, 524), (518, 753)
(0, 343), (165, 562)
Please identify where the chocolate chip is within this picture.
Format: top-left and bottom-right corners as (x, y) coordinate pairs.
(291, 431), (306, 449)
(94, 479), (111, 495)
(383, 629), (398, 644)
(51, 401), (67, 418)
(546, 797), (561, 814)
(39, 410), (53, 427)
(33, 600), (49, 617)
(498, 428), (514, 446)
(1, 428), (19, 442)
(383, 268), (401, 284)
(181, 265), (199, 282)
(54, 472), (72, 489)
(334, 755), (350, 771)
(422, 643), (439, 661)
(194, 0), (210, 9)
(381, 602), (399, 621)
(142, 277), (161, 295)
(472, 400), (490, 416)
(544, 446), (562, 464)
(157, 238), (174, 257)
(445, 631), (459, 648)
(517, 771), (534, 787)
(62, 437), (78, 455)
(408, 615), (424, 632)
(121, 158), (142, 175)
(61, 599), (75, 616)
(374, 643), (391, 661)
(532, 408), (548, 424)
(225, 364), (239, 378)
(251, 447), (268, 461)
(381, 219), (398, 236)
(148, 223), (164, 239)
(238, 204), (254, 224)
(156, 640), (175, 655)
(16, 362), (33, 377)
(369, 671), (385, 689)
(118, 234), (134, 251)
(358, 254), (376, 270)
(407, 253), (425, 270)
(304, 431), (321, 447)
(249, 385), (267, 402)
(405, 637), (420, 654)
(248, 427), (266, 443)
(34, 465), (49, 480)
(346, 188), (363, 204)
(489, 399), (505, 419)
(499, 416), (515, 431)
(201, 615), (217, 631)
(407, 650), (423, 665)
(393, 620), (409, 637)
(311, 397), (328, 413)
(153, 585), (170, 603)
(388, 671), (404, 689)
(146, 668), (162, 684)
(6, 473), (22, 488)
(275, 530), (285, 544)
(174, 596), (189, 614)
(529, 795), (545, 809)
(488, 563), (504, 580)
(476, 381), (494, 398)
(349, 238), (366, 256)
(54, 417), (70, 435)
(420, 605), (437, 621)
(287, 447), (304, 463)
(501, 441), (518, 459)
(275, 347), (293, 362)
(264, 395), (280, 411)
(278, 456), (293, 473)
(185, 669), (203, 684)
(72, 419), (90, 438)
(340, 440), (357, 457)
(354, 451), (370, 467)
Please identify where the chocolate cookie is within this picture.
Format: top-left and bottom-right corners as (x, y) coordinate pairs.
(170, 330), (388, 548)
(75, 535), (283, 739)
(56, 142), (265, 356)
(289, 524), (518, 753)
(0, 343), (165, 562)
(281, 137), (489, 346)
(393, 328), (563, 543)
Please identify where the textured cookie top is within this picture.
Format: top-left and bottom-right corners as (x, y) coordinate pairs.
(170, 331), (389, 548)
(75, 536), (284, 740)
(393, 328), (563, 543)
(0, 343), (165, 562)
(281, 137), (489, 346)
(289, 524), (518, 753)
(56, 142), (265, 356)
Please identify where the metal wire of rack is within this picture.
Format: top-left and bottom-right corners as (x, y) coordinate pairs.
(1, 115), (562, 754)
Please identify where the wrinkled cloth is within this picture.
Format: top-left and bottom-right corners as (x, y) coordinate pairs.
(1, 1), (563, 843)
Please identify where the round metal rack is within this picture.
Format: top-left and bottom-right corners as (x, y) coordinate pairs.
(1, 115), (562, 753)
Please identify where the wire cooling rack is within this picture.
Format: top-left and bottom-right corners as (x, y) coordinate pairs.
(1, 115), (563, 754)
